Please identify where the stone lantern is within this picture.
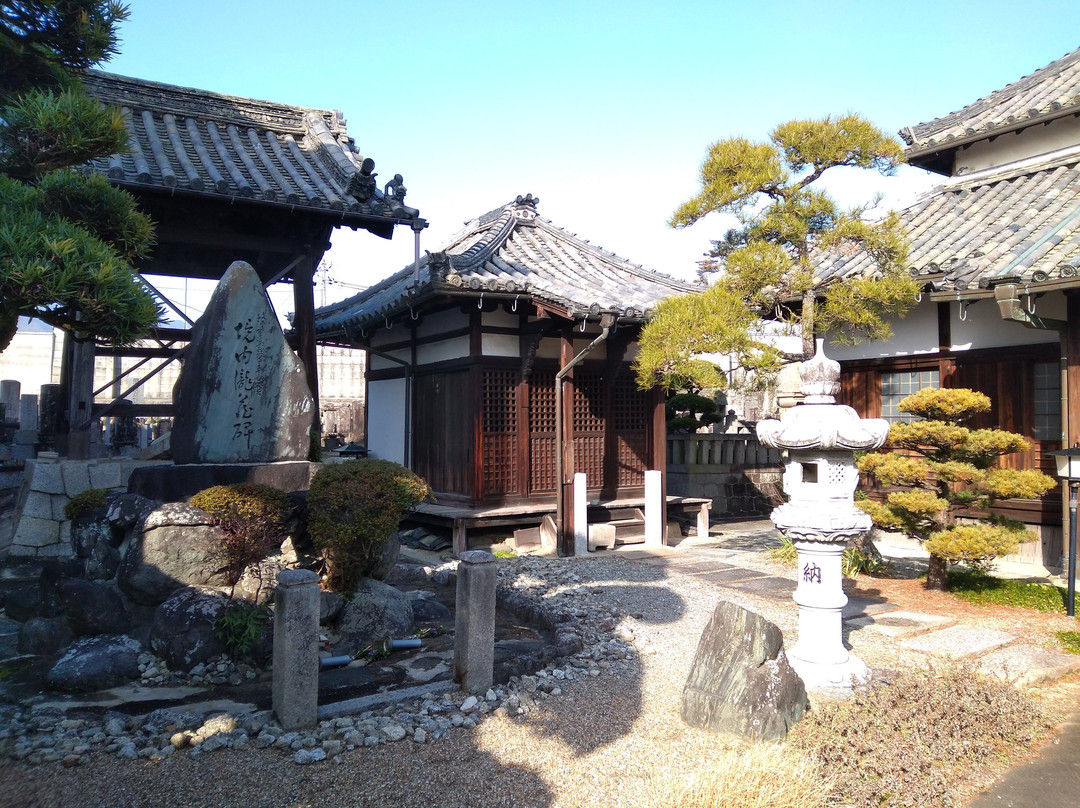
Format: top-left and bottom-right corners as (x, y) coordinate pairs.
(756, 340), (888, 693)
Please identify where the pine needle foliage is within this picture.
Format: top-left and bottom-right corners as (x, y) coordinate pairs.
(0, 1), (160, 354)
(857, 388), (1056, 590)
(636, 115), (919, 392)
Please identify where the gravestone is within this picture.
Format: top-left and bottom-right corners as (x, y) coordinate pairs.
(171, 261), (315, 464)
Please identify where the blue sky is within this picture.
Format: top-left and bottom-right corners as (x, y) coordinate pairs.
(104, 1), (1080, 312)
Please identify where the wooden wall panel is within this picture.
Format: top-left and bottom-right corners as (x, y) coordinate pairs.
(413, 369), (473, 497)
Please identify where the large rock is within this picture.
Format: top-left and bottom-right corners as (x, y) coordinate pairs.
(170, 260), (315, 464)
(681, 601), (807, 741)
(367, 534), (400, 581)
(18, 616), (72, 655)
(105, 493), (156, 535)
(46, 634), (142, 692)
(336, 578), (414, 648)
(71, 509), (113, 558)
(57, 578), (130, 636)
(117, 503), (231, 606)
(150, 587), (230, 671)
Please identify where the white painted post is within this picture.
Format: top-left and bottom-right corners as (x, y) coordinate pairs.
(645, 469), (663, 546)
(573, 472), (588, 555)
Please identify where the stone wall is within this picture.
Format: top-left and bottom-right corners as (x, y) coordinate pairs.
(667, 434), (783, 518)
(6, 458), (168, 559)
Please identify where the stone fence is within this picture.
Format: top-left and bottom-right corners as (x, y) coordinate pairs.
(667, 434), (783, 518)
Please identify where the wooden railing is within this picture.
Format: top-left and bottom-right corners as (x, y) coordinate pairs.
(667, 433), (781, 469)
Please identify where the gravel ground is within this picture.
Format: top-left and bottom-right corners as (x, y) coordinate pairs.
(0, 542), (1033, 808)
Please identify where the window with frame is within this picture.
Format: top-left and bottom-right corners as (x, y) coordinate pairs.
(1033, 361), (1061, 441)
(880, 369), (939, 422)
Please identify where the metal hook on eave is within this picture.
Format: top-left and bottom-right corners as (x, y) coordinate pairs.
(385, 316), (393, 330)
(958, 300), (969, 321)
(478, 292), (484, 309)
(580, 318), (587, 332)
(1024, 285), (1037, 314)
(410, 305), (418, 320)
(512, 295), (518, 312)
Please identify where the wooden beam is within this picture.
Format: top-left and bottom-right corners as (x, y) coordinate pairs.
(292, 255), (320, 451)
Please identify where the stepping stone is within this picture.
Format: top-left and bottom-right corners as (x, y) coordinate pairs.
(721, 576), (797, 602)
(976, 644), (1080, 687)
(663, 559), (735, 575)
(900, 625), (1016, 658)
(841, 595), (900, 620)
(846, 610), (955, 637)
(697, 568), (768, 584)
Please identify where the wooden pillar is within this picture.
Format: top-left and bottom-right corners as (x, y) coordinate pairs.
(937, 301), (957, 387)
(292, 256), (320, 448)
(648, 383), (667, 544)
(1066, 292), (1080, 449)
(57, 330), (96, 459)
(558, 328), (576, 556)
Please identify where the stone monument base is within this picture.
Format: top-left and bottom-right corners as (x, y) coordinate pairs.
(788, 649), (869, 695)
(127, 461), (321, 502)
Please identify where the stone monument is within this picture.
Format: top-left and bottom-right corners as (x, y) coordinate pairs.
(171, 261), (315, 465)
(756, 340), (889, 693)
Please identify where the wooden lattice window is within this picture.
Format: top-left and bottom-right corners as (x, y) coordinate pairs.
(529, 371), (557, 492)
(482, 369), (519, 496)
(573, 371), (605, 483)
(614, 374), (647, 486)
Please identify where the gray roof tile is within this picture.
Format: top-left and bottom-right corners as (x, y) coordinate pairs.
(901, 48), (1080, 157)
(815, 156), (1080, 292)
(314, 194), (701, 338)
(82, 71), (422, 228)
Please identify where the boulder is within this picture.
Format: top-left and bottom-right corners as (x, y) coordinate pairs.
(4, 585), (41, 623)
(117, 503), (231, 606)
(367, 535), (400, 581)
(46, 634), (142, 692)
(150, 587), (230, 671)
(105, 493), (157, 537)
(71, 509), (112, 558)
(410, 597), (452, 623)
(85, 541), (122, 581)
(336, 578), (413, 648)
(320, 591), (345, 624)
(681, 601), (807, 741)
(18, 616), (73, 655)
(58, 578), (129, 636)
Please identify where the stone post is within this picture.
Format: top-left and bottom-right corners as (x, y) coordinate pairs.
(573, 472), (588, 555)
(645, 469), (663, 546)
(38, 384), (62, 449)
(454, 550), (496, 693)
(272, 569), (320, 730)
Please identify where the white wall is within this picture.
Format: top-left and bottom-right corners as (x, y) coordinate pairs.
(366, 378), (407, 464)
(949, 298), (1061, 350)
(957, 116), (1080, 175)
(825, 301), (940, 360)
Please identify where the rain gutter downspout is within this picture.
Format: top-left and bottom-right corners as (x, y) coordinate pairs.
(555, 314), (615, 556)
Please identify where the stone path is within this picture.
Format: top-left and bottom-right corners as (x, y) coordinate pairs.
(616, 524), (1080, 688)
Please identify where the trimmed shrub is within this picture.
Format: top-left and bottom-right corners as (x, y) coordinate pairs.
(63, 487), (107, 520)
(308, 459), (430, 593)
(189, 483), (291, 589)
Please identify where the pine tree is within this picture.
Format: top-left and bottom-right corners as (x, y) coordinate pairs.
(634, 115), (919, 392)
(0, 1), (160, 353)
(857, 388), (1056, 590)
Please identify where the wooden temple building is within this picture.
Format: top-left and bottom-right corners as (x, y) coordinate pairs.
(56, 71), (425, 456)
(313, 194), (708, 555)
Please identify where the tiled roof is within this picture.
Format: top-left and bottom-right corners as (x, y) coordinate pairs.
(814, 154), (1080, 294)
(82, 71), (423, 228)
(314, 194), (701, 338)
(900, 48), (1080, 158)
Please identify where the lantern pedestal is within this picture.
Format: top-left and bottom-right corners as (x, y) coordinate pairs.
(757, 340), (888, 696)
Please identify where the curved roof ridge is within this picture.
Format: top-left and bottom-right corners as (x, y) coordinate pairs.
(901, 47), (1080, 153)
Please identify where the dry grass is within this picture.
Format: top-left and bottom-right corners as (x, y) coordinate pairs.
(641, 743), (835, 808)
